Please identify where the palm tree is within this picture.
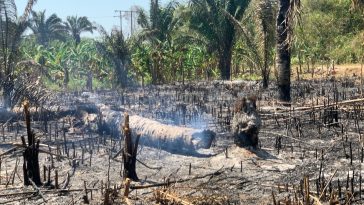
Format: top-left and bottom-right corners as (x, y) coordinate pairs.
(276, 0), (300, 102)
(96, 27), (130, 88)
(256, 0), (276, 88)
(64, 16), (95, 45)
(0, 0), (37, 108)
(352, 0), (364, 8)
(189, 0), (251, 80)
(135, 0), (178, 84)
(227, 1), (276, 88)
(29, 10), (65, 46)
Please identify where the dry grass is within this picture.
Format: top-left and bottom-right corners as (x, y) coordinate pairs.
(292, 63), (364, 80)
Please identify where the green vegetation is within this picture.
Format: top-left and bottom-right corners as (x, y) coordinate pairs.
(1, 0), (364, 107)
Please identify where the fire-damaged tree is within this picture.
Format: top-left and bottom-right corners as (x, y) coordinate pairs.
(276, 0), (301, 102)
(22, 100), (42, 186)
(231, 97), (261, 148)
(122, 113), (140, 181)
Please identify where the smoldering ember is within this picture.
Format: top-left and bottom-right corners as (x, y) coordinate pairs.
(1, 0), (364, 205)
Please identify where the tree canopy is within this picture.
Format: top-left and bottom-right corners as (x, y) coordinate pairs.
(1, 0), (364, 107)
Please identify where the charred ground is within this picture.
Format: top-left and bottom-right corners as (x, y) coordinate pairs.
(0, 77), (363, 204)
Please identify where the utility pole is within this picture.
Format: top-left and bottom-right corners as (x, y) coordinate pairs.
(130, 11), (133, 36)
(114, 10), (137, 37)
(114, 10), (123, 33)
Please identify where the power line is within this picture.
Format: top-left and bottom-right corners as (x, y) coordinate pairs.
(114, 10), (124, 33)
(114, 10), (138, 36)
(85, 16), (115, 19)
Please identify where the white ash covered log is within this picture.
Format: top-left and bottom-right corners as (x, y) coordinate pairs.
(129, 115), (215, 151)
(98, 104), (215, 154)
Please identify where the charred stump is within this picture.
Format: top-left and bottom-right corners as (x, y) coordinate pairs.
(122, 113), (139, 181)
(232, 97), (261, 149)
(22, 101), (42, 186)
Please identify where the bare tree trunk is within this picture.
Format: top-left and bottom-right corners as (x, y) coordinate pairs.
(64, 68), (69, 89)
(219, 47), (232, 80)
(151, 56), (157, 85)
(22, 101), (42, 186)
(122, 113), (139, 181)
(298, 50), (302, 74)
(262, 29), (270, 89)
(3, 87), (11, 108)
(276, 0), (291, 102)
(86, 71), (93, 91)
(3, 78), (13, 108)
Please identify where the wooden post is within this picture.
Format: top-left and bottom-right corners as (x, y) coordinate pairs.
(104, 184), (110, 205)
(350, 142), (353, 165)
(360, 170), (362, 200)
(63, 130), (68, 157)
(55, 170), (58, 189)
(83, 181), (89, 204)
(72, 142), (76, 159)
(47, 165), (51, 185)
(48, 123), (52, 141)
(2, 125), (4, 142)
(89, 150), (92, 167)
(82, 149), (85, 164)
(304, 176), (310, 205)
(43, 165), (47, 182)
(338, 179), (342, 199)
(101, 180), (104, 195)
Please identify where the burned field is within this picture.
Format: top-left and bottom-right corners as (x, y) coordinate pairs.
(1, 78), (364, 204)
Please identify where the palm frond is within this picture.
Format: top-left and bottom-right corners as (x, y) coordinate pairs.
(136, 8), (150, 29)
(20, 0), (37, 22)
(285, 0), (301, 46)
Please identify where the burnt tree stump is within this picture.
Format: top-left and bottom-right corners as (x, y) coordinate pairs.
(231, 97), (261, 149)
(22, 101), (42, 186)
(122, 113), (140, 181)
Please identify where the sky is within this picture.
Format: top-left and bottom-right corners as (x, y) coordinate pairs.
(16, 0), (172, 37)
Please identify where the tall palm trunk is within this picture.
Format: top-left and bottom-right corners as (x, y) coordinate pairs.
(86, 70), (93, 91)
(276, 0), (291, 102)
(63, 67), (69, 89)
(262, 29), (269, 88)
(219, 47), (232, 80)
(3, 80), (13, 108)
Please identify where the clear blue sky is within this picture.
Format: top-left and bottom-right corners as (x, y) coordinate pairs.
(16, 0), (173, 37)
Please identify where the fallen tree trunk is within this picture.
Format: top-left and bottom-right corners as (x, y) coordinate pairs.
(0, 102), (98, 123)
(98, 104), (215, 154)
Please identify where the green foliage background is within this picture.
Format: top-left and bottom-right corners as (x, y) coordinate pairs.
(2, 0), (364, 92)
